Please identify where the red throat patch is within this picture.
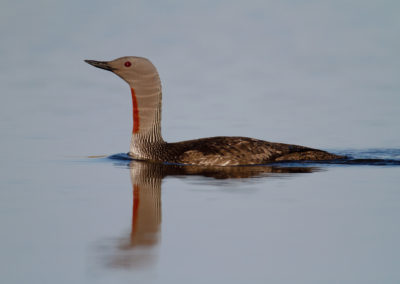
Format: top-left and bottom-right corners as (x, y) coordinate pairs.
(130, 88), (140, 133)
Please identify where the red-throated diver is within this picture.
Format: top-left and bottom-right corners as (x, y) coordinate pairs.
(85, 56), (342, 166)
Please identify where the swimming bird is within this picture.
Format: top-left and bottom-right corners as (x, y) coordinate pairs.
(85, 56), (343, 166)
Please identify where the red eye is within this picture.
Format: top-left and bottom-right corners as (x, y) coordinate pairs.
(124, 61), (132, 67)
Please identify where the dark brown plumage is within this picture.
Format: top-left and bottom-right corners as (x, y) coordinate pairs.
(164, 136), (342, 166)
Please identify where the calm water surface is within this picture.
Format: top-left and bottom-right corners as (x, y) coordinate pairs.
(1, 1), (400, 283)
(1, 152), (400, 284)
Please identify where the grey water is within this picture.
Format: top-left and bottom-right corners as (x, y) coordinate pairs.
(1, 1), (400, 284)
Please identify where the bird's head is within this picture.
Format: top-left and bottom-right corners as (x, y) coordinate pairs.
(84, 56), (158, 86)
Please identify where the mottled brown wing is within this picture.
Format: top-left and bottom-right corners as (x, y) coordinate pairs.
(167, 136), (315, 166)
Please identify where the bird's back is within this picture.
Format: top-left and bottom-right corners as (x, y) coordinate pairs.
(164, 136), (342, 166)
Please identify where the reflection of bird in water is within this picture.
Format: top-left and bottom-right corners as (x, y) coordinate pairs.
(102, 160), (317, 269)
(128, 162), (162, 249)
(85, 56), (344, 166)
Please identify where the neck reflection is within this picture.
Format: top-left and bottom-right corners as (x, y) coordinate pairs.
(129, 162), (162, 249)
(104, 161), (317, 269)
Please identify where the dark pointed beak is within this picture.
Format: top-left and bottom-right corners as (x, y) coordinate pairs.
(84, 60), (115, 71)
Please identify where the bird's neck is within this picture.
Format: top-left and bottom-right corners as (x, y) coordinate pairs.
(128, 74), (164, 159)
